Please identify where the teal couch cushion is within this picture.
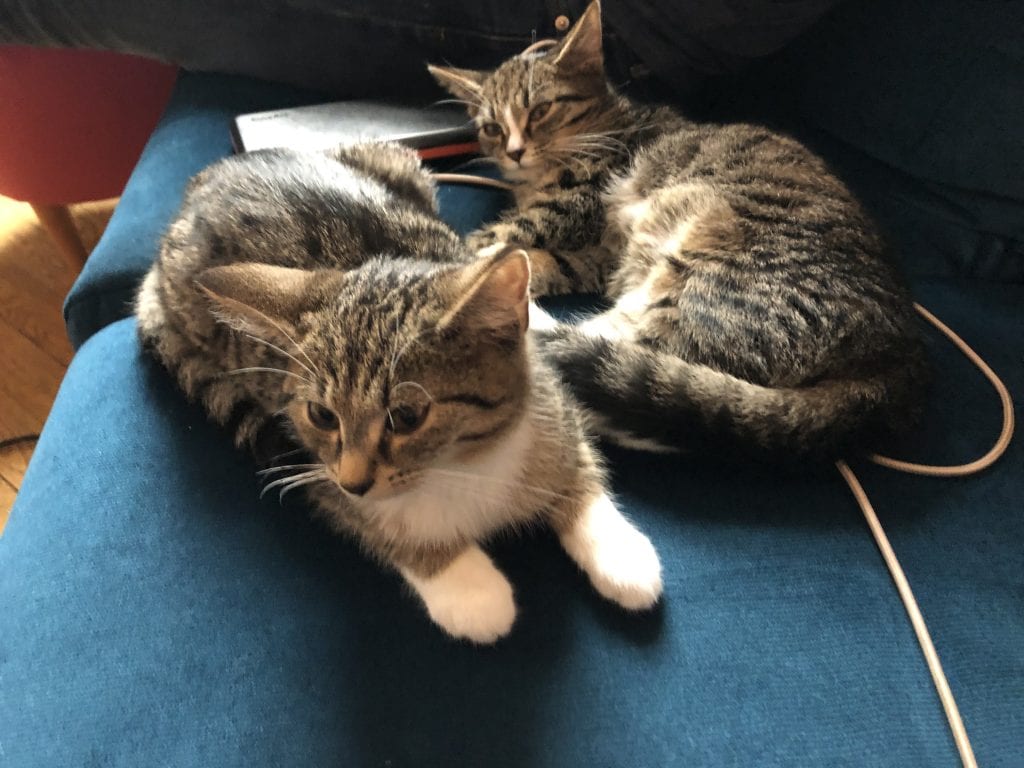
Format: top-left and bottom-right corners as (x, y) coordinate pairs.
(3, 274), (1022, 765)
(20, 3), (1022, 762)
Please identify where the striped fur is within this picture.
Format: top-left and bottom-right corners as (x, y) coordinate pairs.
(432, 1), (928, 461)
(136, 141), (662, 642)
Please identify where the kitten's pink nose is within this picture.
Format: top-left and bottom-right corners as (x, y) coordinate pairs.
(337, 450), (375, 497)
(339, 477), (374, 497)
(507, 147), (525, 163)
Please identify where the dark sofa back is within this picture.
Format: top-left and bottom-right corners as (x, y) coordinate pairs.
(740, 0), (1023, 282)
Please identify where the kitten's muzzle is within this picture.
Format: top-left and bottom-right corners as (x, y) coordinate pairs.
(336, 450), (376, 497)
(507, 148), (525, 163)
(339, 477), (375, 497)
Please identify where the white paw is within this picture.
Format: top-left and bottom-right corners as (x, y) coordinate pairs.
(402, 546), (517, 644)
(528, 301), (558, 332)
(560, 493), (663, 611)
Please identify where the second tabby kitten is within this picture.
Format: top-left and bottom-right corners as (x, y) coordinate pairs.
(430, 1), (928, 461)
(136, 142), (661, 644)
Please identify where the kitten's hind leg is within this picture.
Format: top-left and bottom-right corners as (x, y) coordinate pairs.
(399, 545), (517, 644)
(135, 269), (168, 344)
(557, 492), (663, 611)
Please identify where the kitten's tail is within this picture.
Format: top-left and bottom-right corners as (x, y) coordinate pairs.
(536, 326), (926, 462)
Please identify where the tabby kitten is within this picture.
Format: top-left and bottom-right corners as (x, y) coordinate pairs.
(430, 1), (928, 460)
(136, 142), (661, 643)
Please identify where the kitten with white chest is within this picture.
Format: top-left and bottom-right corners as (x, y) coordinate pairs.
(136, 142), (661, 643)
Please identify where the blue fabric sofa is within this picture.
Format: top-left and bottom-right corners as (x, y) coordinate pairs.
(2, 1), (1021, 765)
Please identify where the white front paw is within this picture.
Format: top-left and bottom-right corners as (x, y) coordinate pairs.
(586, 520), (663, 610)
(402, 547), (517, 644)
(561, 493), (663, 611)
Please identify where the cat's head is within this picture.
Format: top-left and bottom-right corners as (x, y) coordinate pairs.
(196, 248), (532, 504)
(428, 1), (615, 178)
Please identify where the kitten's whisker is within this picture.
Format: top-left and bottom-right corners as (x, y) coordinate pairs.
(580, 124), (649, 139)
(260, 469), (326, 498)
(226, 367), (313, 385)
(554, 143), (598, 158)
(244, 332), (317, 380)
(278, 473), (330, 501)
(564, 137), (630, 157)
(392, 381), (434, 401)
(256, 463), (323, 477)
(543, 153), (574, 176)
(387, 315), (402, 378)
(573, 130), (632, 146)
(563, 147), (604, 161)
(549, 154), (591, 180)
(389, 322), (434, 384)
(252, 316), (318, 373)
(558, 141), (603, 153)
(267, 447), (305, 463)
(568, 139), (627, 153)
(551, 151), (591, 178)
(431, 97), (483, 111)
(260, 468), (324, 488)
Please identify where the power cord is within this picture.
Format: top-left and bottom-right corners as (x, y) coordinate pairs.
(841, 303), (1014, 768)
(869, 303), (1014, 476)
(431, 173), (514, 191)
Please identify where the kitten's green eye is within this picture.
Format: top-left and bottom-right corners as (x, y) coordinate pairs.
(529, 101), (552, 123)
(387, 403), (429, 435)
(306, 402), (339, 431)
(481, 122), (503, 138)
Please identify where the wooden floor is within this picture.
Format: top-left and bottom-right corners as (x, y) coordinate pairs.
(0, 196), (116, 534)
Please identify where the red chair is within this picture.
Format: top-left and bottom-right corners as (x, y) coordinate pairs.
(0, 47), (177, 270)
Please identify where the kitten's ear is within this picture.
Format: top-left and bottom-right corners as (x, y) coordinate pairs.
(196, 263), (330, 345)
(440, 247), (531, 340)
(427, 64), (486, 111)
(553, 0), (604, 76)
